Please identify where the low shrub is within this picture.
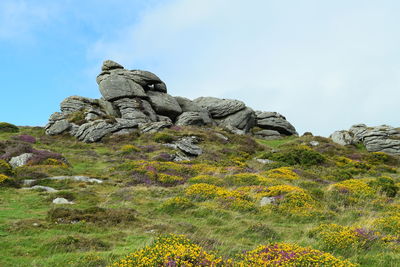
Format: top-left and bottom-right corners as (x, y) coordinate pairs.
(111, 234), (224, 267)
(44, 235), (110, 253)
(48, 207), (137, 225)
(67, 110), (86, 125)
(310, 223), (381, 251)
(188, 175), (224, 185)
(263, 185), (304, 197)
(244, 223), (280, 240)
(239, 242), (357, 266)
(160, 197), (194, 213)
(263, 167), (299, 180)
(369, 176), (399, 198)
(331, 179), (375, 198)
(0, 174), (9, 184)
(373, 212), (400, 236)
(120, 144), (140, 154)
(28, 149), (65, 166)
(185, 183), (255, 211)
(0, 160), (13, 175)
(153, 132), (177, 143)
(224, 173), (272, 186)
(265, 145), (325, 166)
(0, 122), (19, 133)
(12, 134), (36, 144)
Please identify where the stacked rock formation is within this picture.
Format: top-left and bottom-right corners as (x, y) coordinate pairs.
(330, 124), (400, 155)
(45, 60), (297, 142)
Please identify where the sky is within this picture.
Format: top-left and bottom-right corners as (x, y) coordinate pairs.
(1, 0), (400, 136)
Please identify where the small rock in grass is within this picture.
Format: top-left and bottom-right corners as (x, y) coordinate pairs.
(52, 198), (74, 204)
(309, 141), (320, 147)
(26, 185), (58, 192)
(260, 197), (276, 206)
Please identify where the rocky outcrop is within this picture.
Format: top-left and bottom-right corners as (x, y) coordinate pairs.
(330, 124), (400, 155)
(45, 60), (297, 142)
(255, 111), (297, 136)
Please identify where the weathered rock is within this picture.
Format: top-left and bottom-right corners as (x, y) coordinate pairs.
(99, 74), (147, 101)
(194, 97), (246, 118)
(216, 107), (255, 132)
(53, 198), (74, 204)
(175, 112), (212, 126)
(254, 129), (282, 140)
(102, 60), (124, 71)
(98, 99), (120, 117)
(74, 120), (117, 143)
(153, 82), (167, 93)
(45, 60), (298, 142)
(45, 120), (71, 135)
(174, 151), (191, 162)
(255, 111), (297, 136)
(60, 96), (98, 114)
(175, 137), (202, 156)
(330, 124), (400, 155)
(330, 130), (354, 146)
(147, 91), (182, 119)
(9, 153), (34, 167)
(128, 70), (164, 88)
(224, 124), (246, 135)
(113, 98), (151, 122)
(260, 197), (276, 206)
(139, 121), (172, 134)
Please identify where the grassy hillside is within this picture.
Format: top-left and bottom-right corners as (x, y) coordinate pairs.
(1, 125), (399, 266)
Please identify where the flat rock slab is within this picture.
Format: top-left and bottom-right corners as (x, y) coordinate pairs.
(194, 97), (246, 118)
(48, 176), (103, 184)
(25, 185), (58, 192)
(53, 197), (74, 204)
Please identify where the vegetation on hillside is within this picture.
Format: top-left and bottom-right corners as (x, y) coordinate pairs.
(0, 125), (399, 266)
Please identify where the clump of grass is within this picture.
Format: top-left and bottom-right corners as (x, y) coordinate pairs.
(159, 197), (194, 213)
(47, 207), (137, 225)
(44, 235), (110, 253)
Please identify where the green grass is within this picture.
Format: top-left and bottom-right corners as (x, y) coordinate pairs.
(256, 136), (296, 148)
(0, 127), (400, 266)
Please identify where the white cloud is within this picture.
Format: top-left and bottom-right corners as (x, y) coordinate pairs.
(89, 0), (400, 136)
(0, 0), (54, 40)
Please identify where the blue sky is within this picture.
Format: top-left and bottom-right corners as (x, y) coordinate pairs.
(1, 0), (400, 136)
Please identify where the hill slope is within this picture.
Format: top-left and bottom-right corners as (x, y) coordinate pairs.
(1, 125), (399, 266)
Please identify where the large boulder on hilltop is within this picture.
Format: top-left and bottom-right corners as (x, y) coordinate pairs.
(193, 97), (246, 118)
(44, 59), (298, 142)
(330, 124), (400, 155)
(147, 91), (182, 119)
(255, 111), (298, 136)
(99, 74), (147, 101)
(97, 60), (167, 93)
